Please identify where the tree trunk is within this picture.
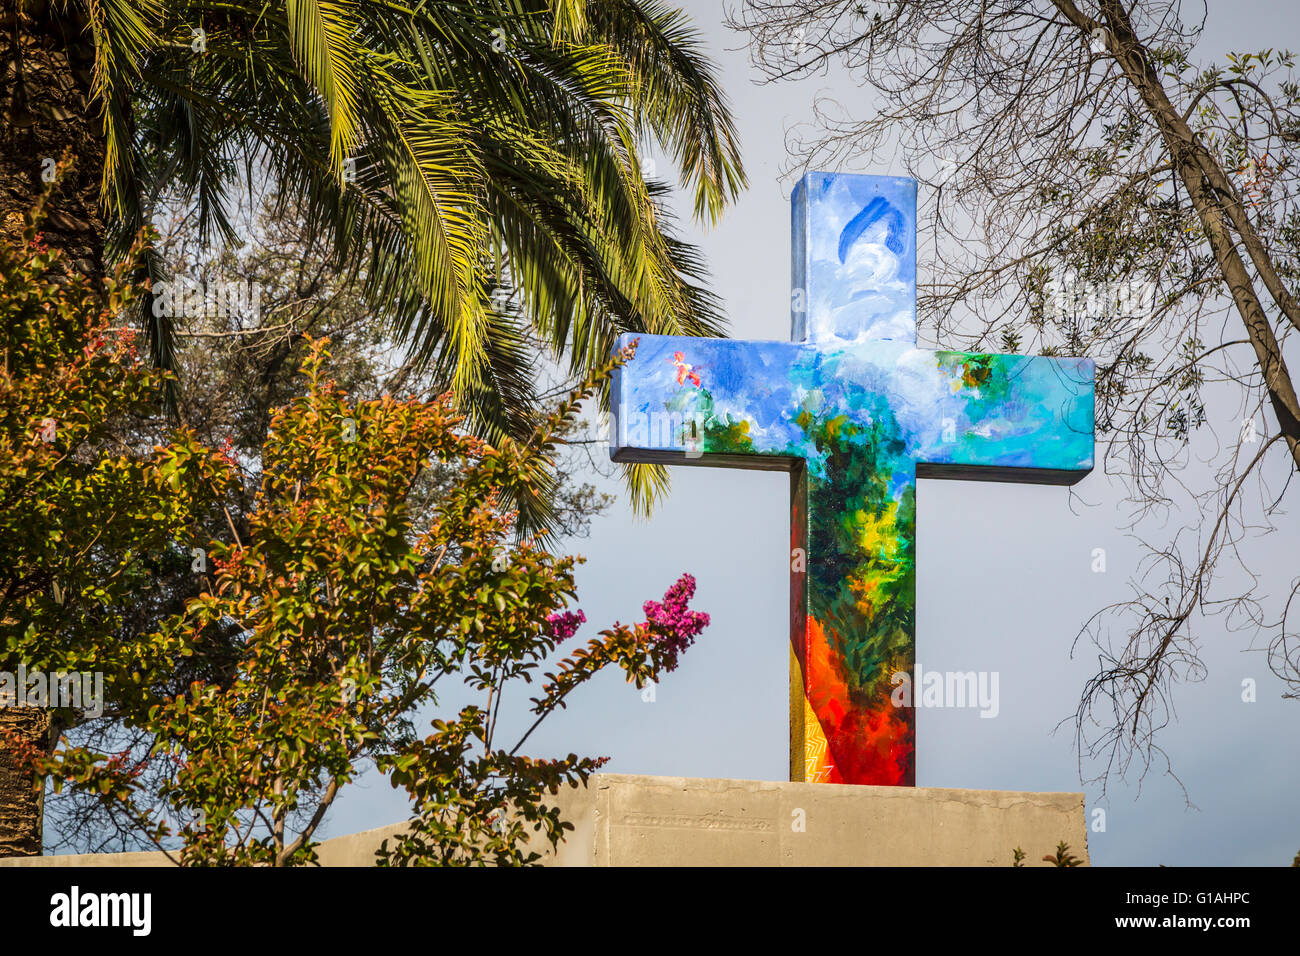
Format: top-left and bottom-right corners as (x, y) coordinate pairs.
(1, 1), (104, 270)
(1051, 0), (1300, 472)
(1096, 0), (1300, 472)
(0, 707), (50, 856)
(0, 0), (106, 856)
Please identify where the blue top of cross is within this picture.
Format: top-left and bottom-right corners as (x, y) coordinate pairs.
(792, 173), (918, 346)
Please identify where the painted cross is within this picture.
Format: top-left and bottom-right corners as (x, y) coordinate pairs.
(610, 172), (1094, 786)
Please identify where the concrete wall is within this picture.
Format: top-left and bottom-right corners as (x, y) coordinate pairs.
(0, 773), (1088, 866)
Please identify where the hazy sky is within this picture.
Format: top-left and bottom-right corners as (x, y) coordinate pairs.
(322, 1), (1300, 866)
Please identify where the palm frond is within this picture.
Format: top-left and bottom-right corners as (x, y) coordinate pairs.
(68, 0), (746, 520)
(284, 0), (363, 175)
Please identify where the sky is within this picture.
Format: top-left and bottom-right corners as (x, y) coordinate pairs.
(320, 0), (1300, 866)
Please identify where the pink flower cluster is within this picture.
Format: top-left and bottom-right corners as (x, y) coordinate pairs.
(545, 609), (586, 642)
(216, 435), (236, 466)
(642, 573), (710, 663)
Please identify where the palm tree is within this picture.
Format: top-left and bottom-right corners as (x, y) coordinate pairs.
(0, 0), (744, 854)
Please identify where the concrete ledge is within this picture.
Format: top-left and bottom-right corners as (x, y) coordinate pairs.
(0, 774), (1088, 866)
(0, 849), (174, 867)
(571, 774), (1087, 866)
